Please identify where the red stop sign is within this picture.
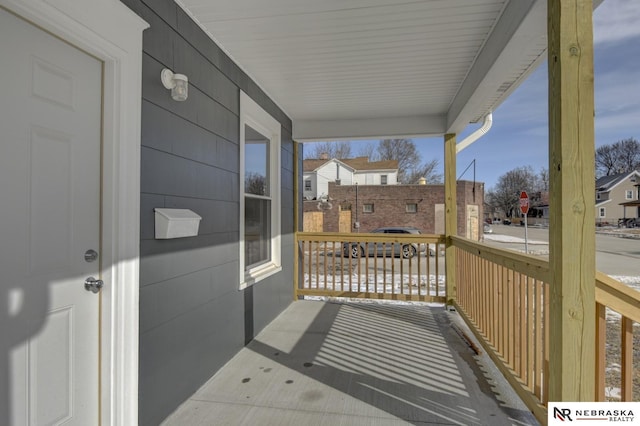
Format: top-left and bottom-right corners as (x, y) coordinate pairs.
(519, 191), (529, 215)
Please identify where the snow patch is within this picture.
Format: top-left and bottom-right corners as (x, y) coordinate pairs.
(483, 234), (547, 245)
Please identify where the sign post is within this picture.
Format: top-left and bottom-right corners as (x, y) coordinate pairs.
(519, 191), (530, 253)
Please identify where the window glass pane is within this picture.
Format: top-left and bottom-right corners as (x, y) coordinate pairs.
(245, 125), (269, 196)
(245, 197), (271, 268)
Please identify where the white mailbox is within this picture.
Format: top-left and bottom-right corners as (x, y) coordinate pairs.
(154, 208), (202, 239)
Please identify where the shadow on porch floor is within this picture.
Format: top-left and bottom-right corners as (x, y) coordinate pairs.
(162, 300), (539, 425)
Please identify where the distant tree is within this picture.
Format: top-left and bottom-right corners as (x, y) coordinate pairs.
(245, 172), (266, 195)
(595, 138), (640, 177)
(487, 166), (540, 218)
(375, 138), (441, 183)
(376, 139), (421, 182)
(357, 143), (376, 160)
(304, 141), (352, 159)
(538, 167), (549, 192)
(405, 158), (443, 184)
(595, 144), (617, 177)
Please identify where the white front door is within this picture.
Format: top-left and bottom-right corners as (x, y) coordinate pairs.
(0, 8), (102, 425)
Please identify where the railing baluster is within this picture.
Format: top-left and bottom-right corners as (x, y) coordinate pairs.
(519, 272), (525, 378)
(621, 316), (633, 401)
(595, 302), (606, 401)
(543, 282), (549, 405)
(331, 241), (342, 291)
(527, 276), (535, 390)
(534, 279), (542, 400)
(391, 242), (395, 296)
(322, 241), (327, 290)
(372, 244), (377, 294)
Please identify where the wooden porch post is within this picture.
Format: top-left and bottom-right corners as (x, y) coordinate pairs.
(444, 133), (457, 304)
(293, 141), (300, 300)
(548, 0), (595, 401)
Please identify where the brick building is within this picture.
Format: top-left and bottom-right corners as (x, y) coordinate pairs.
(303, 180), (484, 239)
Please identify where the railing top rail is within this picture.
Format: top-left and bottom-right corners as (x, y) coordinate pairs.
(596, 271), (640, 322)
(296, 231), (446, 244)
(451, 235), (550, 282)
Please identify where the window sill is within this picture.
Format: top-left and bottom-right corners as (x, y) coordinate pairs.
(240, 263), (282, 290)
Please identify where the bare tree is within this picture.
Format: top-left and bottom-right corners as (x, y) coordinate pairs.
(487, 166), (540, 218)
(377, 139), (420, 183)
(357, 143), (376, 160)
(304, 141), (352, 159)
(616, 138), (640, 174)
(538, 167), (549, 192)
(405, 158), (443, 184)
(595, 138), (640, 177)
(245, 172), (266, 195)
(596, 144), (619, 177)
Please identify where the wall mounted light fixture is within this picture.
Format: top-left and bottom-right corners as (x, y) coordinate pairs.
(161, 68), (188, 101)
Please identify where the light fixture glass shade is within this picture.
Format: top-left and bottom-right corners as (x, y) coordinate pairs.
(161, 68), (188, 101)
(171, 74), (188, 101)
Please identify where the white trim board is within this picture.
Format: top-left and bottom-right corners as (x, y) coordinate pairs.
(0, 1), (147, 425)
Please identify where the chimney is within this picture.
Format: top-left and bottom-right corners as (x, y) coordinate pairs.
(418, 177), (427, 185)
(320, 152), (329, 160)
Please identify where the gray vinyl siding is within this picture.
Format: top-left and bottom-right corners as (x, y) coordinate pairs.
(120, 1), (295, 424)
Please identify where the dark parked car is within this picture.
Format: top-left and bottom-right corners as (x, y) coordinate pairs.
(342, 226), (430, 259)
(502, 219), (511, 225)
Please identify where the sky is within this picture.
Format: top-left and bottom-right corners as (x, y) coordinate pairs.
(318, 0), (640, 190)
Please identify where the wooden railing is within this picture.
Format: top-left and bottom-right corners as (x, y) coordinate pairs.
(451, 235), (640, 423)
(295, 233), (639, 422)
(595, 272), (640, 402)
(295, 232), (446, 302)
(452, 236), (550, 421)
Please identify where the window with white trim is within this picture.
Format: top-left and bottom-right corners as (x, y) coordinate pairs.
(381, 175), (388, 185)
(599, 207), (606, 218)
(240, 92), (281, 288)
(304, 180), (311, 191)
(596, 192), (601, 200)
(626, 190), (634, 199)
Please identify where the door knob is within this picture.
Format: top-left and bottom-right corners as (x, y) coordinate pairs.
(84, 276), (104, 293)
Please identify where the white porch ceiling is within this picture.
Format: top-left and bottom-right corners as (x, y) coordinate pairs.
(177, 0), (549, 141)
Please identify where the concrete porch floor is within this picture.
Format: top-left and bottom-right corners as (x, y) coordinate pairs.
(162, 300), (539, 425)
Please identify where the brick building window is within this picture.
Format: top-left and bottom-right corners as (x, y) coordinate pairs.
(406, 203), (417, 213)
(363, 203), (374, 213)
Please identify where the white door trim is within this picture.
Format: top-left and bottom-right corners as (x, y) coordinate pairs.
(0, 1), (147, 425)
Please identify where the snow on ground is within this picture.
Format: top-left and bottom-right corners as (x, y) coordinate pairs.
(305, 273), (446, 297)
(483, 234), (547, 245)
(610, 275), (640, 292)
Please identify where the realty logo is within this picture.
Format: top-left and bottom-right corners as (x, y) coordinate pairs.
(554, 407), (573, 422)
(548, 402), (639, 424)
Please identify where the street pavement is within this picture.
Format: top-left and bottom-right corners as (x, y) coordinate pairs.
(483, 223), (640, 278)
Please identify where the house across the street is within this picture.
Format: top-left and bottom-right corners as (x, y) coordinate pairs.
(595, 170), (640, 226)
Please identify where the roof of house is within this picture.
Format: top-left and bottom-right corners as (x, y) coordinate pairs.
(596, 171), (640, 191)
(303, 157), (398, 173)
